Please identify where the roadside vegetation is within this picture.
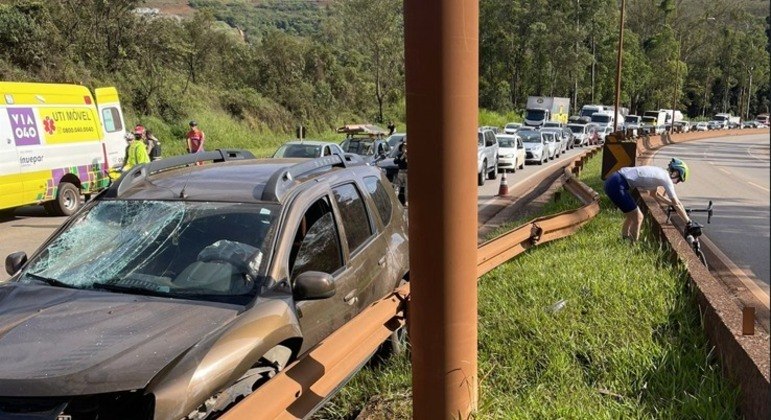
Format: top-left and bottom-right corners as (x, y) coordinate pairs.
(1, 0), (768, 156)
(315, 154), (739, 419)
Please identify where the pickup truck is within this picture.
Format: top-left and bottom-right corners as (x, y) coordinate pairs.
(478, 128), (499, 186)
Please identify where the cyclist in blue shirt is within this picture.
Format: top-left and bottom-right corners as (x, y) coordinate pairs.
(604, 158), (692, 242)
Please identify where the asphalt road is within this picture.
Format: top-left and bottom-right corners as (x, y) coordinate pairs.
(651, 132), (770, 294)
(0, 144), (588, 282)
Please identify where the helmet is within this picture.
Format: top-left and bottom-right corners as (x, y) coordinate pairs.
(189, 120), (197, 127)
(668, 158), (689, 182)
(134, 125), (145, 135)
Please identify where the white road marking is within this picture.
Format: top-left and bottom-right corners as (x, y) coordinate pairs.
(748, 181), (770, 192)
(718, 167), (731, 175)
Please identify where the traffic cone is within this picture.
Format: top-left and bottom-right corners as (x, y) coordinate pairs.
(498, 170), (509, 196)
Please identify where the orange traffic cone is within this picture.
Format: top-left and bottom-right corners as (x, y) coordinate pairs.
(498, 171), (508, 196)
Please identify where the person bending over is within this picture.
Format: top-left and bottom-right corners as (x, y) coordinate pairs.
(604, 158), (691, 242)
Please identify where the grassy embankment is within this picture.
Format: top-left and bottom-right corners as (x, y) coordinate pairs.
(315, 154), (739, 419)
(129, 107), (521, 158)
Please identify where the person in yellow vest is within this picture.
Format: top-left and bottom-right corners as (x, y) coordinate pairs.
(123, 130), (151, 171)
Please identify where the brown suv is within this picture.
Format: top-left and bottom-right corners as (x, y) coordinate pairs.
(0, 150), (409, 419)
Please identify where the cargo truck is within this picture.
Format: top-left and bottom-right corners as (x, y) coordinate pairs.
(713, 113), (740, 129)
(524, 96), (570, 127)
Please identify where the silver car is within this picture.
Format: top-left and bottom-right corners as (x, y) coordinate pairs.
(520, 130), (548, 165)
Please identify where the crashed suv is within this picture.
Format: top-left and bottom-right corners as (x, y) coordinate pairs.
(0, 150), (409, 419)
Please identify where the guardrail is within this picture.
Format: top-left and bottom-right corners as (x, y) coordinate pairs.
(222, 147), (602, 420)
(634, 128), (770, 420)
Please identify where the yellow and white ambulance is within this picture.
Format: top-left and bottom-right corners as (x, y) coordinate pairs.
(0, 82), (127, 215)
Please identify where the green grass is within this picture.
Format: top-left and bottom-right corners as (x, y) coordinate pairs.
(314, 154), (739, 419)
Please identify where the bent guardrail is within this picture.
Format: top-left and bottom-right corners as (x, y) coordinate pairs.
(222, 147), (603, 420)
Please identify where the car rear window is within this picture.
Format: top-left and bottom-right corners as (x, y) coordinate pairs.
(364, 176), (392, 226)
(332, 183), (373, 253)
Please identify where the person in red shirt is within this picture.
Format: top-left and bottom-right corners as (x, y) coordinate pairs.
(186, 120), (205, 154)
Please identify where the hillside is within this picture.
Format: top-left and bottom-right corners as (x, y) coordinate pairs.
(145, 0), (327, 37)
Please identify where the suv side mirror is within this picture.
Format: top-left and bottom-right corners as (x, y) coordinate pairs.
(6, 252), (27, 276)
(293, 271), (336, 301)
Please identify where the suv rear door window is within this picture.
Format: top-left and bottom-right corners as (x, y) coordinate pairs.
(332, 183), (373, 253)
(363, 176), (392, 226)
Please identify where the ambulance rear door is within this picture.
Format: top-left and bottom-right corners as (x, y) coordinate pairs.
(94, 87), (127, 169)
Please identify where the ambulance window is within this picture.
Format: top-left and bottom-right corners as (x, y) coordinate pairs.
(101, 108), (123, 133)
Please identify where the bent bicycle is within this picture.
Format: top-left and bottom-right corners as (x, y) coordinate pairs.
(667, 201), (714, 269)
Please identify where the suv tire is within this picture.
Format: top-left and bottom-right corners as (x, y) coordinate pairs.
(478, 167), (485, 186)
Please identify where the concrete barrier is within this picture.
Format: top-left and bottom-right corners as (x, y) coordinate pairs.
(634, 128), (770, 420)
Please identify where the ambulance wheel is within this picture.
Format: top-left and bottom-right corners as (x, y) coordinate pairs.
(46, 182), (81, 216)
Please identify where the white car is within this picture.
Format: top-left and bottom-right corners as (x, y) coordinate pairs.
(495, 134), (526, 173)
(542, 131), (559, 160)
(503, 122), (523, 134)
(520, 130), (548, 165)
(694, 122), (709, 131)
(273, 140), (345, 158)
(598, 126), (613, 143)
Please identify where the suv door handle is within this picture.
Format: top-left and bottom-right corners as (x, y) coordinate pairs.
(378, 256), (386, 266)
(344, 290), (358, 305)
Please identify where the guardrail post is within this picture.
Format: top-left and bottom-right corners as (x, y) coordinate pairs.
(405, 0), (479, 416)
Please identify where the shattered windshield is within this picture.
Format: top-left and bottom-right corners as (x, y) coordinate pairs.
(19, 200), (279, 303)
(341, 138), (376, 156)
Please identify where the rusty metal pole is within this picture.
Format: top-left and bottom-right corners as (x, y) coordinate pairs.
(613, 0), (625, 132)
(405, 0), (479, 417)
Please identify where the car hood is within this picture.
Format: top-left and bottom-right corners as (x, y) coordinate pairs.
(498, 147), (519, 155)
(523, 143), (542, 150)
(0, 283), (240, 396)
(376, 158), (397, 170)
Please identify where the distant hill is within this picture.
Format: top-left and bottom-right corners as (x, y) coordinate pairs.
(145, 0), (328, 38)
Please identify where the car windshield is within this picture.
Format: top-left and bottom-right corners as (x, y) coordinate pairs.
(505, 123), (520, 129)
(19, 200), (279, 304)
(580, 108), (598, 117)
(520, 132), (541, 143)
(274, 143), (323, 158)
(567, 125), (584, 134)
(341, 138), (376, 156)
(497, 137), (518, 148)
(625, 116), (639, 123)
(525, 109), (547, 120)
(591, 114), (611, 123)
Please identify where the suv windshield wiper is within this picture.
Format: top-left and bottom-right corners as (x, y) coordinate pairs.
(24, 272), (78, 289)
(92, 281), (179, 298)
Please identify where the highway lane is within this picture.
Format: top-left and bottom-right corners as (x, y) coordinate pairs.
(651, 132), (770, 295)
(0, 144), (588, 282)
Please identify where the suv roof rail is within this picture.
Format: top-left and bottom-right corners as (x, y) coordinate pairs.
(261, 153), (365, 202)
(106, 149), (256, 198)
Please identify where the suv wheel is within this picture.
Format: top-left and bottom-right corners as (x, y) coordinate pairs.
(478, 167), (485, 186)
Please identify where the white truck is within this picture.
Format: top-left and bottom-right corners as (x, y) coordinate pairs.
(524, 96), (570, 127)
(642, 110), (668, 135)
(713, 113), (740, 129)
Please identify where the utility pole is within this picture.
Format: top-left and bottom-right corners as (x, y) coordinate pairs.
(613, 0), (625, 132)
(405, 0), (479, 417)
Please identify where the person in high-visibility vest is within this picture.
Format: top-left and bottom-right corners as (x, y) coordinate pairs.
(123, 130), (151, 171)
